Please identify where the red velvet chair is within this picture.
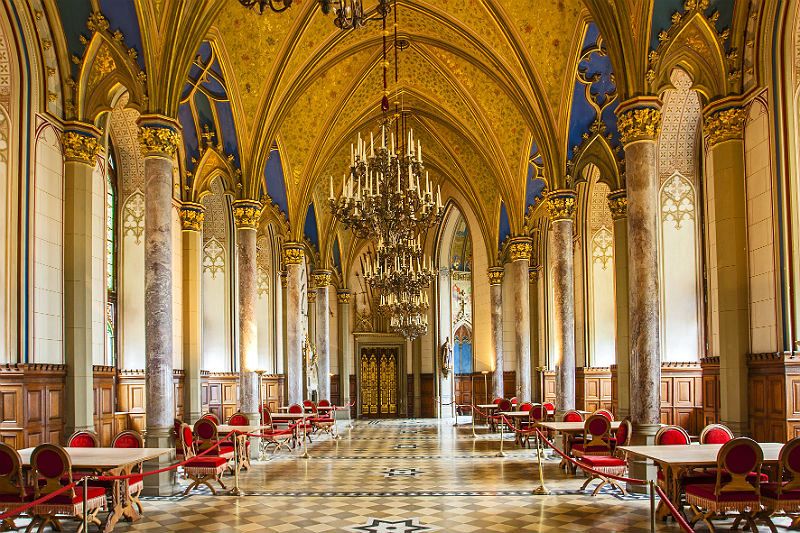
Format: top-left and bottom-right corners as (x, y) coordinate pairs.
(563, 410), (583, 422)
(200, 412), (220, 425)
(655, 425), (691, 446)
(226, 412), (252, 470)
(181, 425), (229, 495)
(686, 437), (774, 532)
(0, 443), (29, 531)
(289, 404), (313, 443)
(543, 402), (556, 421)
(318, 399), (331, 408)
(593, 409), (614, 421)
(259, 407), (295, 455)
(67, 431), (99, 448)
(194, 418), (235, 462)
(762, 436), (800, 528)
(572, 414), (613, 459)
(699, 424), (734, 444)
(28, 444), (106, 533)
(111, 430), (145, 515)
(487, 397), (503, 431)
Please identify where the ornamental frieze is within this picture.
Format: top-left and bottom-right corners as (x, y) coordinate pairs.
(179, 203), (206, 232)
(62, 131), (101, 164)
(232, 200), (262, 229)
(138, 126), (180, 157)
(617, 108), (662, 144)
(703, 107), (747, 147)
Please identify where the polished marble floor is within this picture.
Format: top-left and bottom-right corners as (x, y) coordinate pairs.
(15, 418), (786, 531)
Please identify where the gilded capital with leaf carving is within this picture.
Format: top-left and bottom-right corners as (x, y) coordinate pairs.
(62, 131), (101, 164)
(617, 108), (662, 145)
(508, 238), (532, 262)
(487, 267), (504, 286)
(546, 190), (577, 221)
(529, 268), (539, 284)
(307, 291), (317, 304)
(703, 107), (747, 147)
(314, 270), (332, 287)
(337, 290), (352, 304)
(138, 126), (181, 157)
(282, 244), (304, 266)
(179, 203), (205, 232)
(607, 191), (628, 220)
(232, 200), (262, 229)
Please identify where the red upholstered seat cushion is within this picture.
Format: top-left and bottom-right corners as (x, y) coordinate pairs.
(44, 486), (106, 506)
(0, 489), (32, 503)
(761, 482), (800, 501)
(113, 435), (141, 448)
(657, 429), (689, 445)
(685, 484), (760, 504)
(578, 455), (626, 468)
(263, 429), (293, 437)
(185, 457), (228, 468)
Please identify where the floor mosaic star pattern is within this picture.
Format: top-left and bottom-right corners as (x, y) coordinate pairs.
(55, 417), (788, 532)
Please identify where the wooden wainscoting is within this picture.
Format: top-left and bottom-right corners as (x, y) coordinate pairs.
(92, 366), (116, 446)
(610, 365), (618, 416)
(260, 375), (284, 414)
(700, 357), (720, 427)
(0, 364), (66, 448)
(660, 362), (702, 435)
(117, 370), (187, 431)
(202, 372), (239, 421)
(576, 367), (612, 412)
(747, 352), (800, 442)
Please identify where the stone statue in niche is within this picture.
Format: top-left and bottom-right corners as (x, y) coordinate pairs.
(440, 337), (453, 378)
(304, 335), (319, 393)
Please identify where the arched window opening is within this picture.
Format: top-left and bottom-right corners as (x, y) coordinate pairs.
(106, 147), (118, 366)
(449, 215), (473, 375)
(586, 169), (615, 367)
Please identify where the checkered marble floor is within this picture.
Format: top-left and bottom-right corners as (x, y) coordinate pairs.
(16, 418), (790, 531)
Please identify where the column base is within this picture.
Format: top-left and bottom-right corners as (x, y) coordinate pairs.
(627, 423), (660, 494)
(721, 419), (750, 437)
(143, 427), (176, 496)
(244, 411), (261, 459)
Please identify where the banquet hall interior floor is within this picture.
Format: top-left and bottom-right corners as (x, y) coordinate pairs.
(42, 418), (790, 532)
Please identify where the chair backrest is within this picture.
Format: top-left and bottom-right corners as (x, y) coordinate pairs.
(31, 444), (74, 499)
(173, 418), (184, 439)
(288, 403), (304, 414)
(716, 437), (762, 495)
(0, 443), (25, 499)
(180, 424), (196, 458)
(615, 419), (633, 448)
(509, 397), (518, 405)
(519, 402), (533, 412)
(498, 399), (513, 412)
(700, 424), (734, 445)
(563, 410), (583, 422)
(303, 400), (317, 413)
(778, 436), (800, 493)
(318, 399), (331, 407)
(228, 412), (250, 426)
(543, 402), (555, 414)
(593, 409), (614, 421)
(655, 425), (691, 446)
(201, 412), (220, 425)
(583, 414), (612, 451)
(112, 430), (144, 448)
(261, 404), (273, 425)
(530, 404), (545, 422)
(67, 430), (99, 448)
(492, 397), (503, 405)
(194, 418), (221, 452)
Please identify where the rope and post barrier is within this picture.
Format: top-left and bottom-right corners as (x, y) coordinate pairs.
(82, 474), (90, 532)
(229, 431), (245, 497)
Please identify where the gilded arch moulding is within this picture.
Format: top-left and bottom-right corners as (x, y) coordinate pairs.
(567, 121), (624, 191)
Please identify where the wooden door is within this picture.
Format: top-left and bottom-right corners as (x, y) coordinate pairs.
(360, 347), (398, 418)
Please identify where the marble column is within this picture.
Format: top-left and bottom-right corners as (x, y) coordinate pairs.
(307, 290), (317, 352)
(180, 203), (205, 424)
(529, 267), (541, 402)
(284, 243), (305, 405)
(234, 200), (262, 427)
(315, 271), (332, 401)
(280, 272), (289, 400)
(608, 191), (631, 419)
(337, 289), (353, 408)
(139, 118), (180, 495)
(509, 237), (532, 402)
(704, 107), (750, 435)
(62, 125), (100, 436)
(617, 103), (662, 487)
(488, 267), (505, 399)
(547, 191), (577, 413)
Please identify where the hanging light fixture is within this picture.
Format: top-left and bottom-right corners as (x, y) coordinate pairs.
(238, 0), (293, 13)
(320, 0), (391, 30)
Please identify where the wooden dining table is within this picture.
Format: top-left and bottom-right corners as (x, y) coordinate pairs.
(18, 447), (172, 532)
(619, 443), (783, 520)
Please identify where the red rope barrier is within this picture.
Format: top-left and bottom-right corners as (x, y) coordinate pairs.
(653, 483), (693, 532)
(0, 481), (79, 521)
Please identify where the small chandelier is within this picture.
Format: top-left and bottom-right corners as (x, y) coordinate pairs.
(363, 235), (435, 299)
(389, 312), (428, 340)
(238, 0), (293, 13)
(320, 0), (391, 30)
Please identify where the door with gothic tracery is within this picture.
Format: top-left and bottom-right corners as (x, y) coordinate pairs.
(359, 347), (398, 418)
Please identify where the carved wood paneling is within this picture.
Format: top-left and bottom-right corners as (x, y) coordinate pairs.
(92, 366), (116, 446)
(576, 367), (612, 413)
(746, 353), (800, 443)
(658, 363), (702, 435)
(0, 364), (65, 448)
(700, 357), (720, 426)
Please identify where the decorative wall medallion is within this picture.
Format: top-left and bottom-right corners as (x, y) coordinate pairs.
(661, 173), (695, 229)
(591, 228), (613, 270)
(347, 518), (438, 533)
(384, 468), (421, 478)
(122, 191), (145, 243)
(203, 238), (225, 278)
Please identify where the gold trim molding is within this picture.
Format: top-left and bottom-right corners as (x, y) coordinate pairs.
(314, 270), (332, 287)
(62, 130), (101, 164)
(617, 108), (662, 145)
(508, 238), (533, 262)
(308, 291), (317, 304)
(179, 203), (205, 232)
(546, 190), (577, 222)
(487, 267), (504, 286)
(607, 191), (628, 220)
(703, 107), (747, 147)
(138, 126), (180, 157)
(232, 200), (263, 229)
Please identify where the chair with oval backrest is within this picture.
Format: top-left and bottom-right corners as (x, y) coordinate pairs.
(576, 418), (632, 496)
(700, 424), (734, 445)
(543, 402), (556, 421)
(487, 398), (504, 431)
(194, 418), (235, 462)
(67, 431), (99, 448)
(289, 404), (314, 443)
(0, 443), (29, 531)
(518, 402), (534, 433)
(258, 406), (294, 455)
(181, 425), (229, 496)
(761, 436), (800, 528)
(686, 437), (774, 532)
(201, 412), (220, 425)
(496, 399), (513, 433)
(28, 444), (107, 533)
(226, 412), (252, 471)
(593, 409), (614, 422)
(571, 414), (613, 461)
(318, 399), (331, 408)
(111, 430), (145, 515)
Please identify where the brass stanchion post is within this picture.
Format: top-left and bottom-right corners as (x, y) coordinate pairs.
(300, 414), (311, 459)
(650, 480), (656, 532)
(471, 405), (477, 438)
(532, 430), (550, 495)
(496, 416), (506, 457)
(230, 434), (245, 496)
(82, 476), (89, 532)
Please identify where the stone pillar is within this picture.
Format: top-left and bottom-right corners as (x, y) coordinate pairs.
(180, 203), (205, 424)
(62, 125), (100, 435)
(547, 191), (577, 413)
(283, 243), (305, 405)
(412, 335), (422, 416)
(704, 107), (750, 435)
(233, 200), (262, 428)
(618, 103), (663, 487)
(488, 267), (504, 399)
(437, 267), (454, 417)
(337, 289), (352, 408)
(608, 191), (630, 419)
(315, 271), (332, 401)
(509, 237), (533, 402)
(280, 272), (289, 397)
(139, 118), (180, 495)
(307, 289), (317, 346)
(529, 267), (541, 402)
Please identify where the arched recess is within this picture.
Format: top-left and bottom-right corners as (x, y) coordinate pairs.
(657, 68), (703, 362)
(256, 230), (274, 372)
(0, 8), (14, 363)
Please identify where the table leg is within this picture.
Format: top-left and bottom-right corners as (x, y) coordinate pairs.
(103, 465), (140, 533)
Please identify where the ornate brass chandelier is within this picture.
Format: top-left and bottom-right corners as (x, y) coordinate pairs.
(321, 0), (391, 30)
(238, 0), (293, 13)
(389, 312), (428, 341)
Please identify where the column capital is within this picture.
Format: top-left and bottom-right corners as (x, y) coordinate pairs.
(307, 290), (317, 304)
(138, 120), (181, 158)
(337, 289), (352, 304)
(546, 190), (577, 222)
(617, 104), (662, 145)
(62, 124), (101, 164)
(487, 267), (504, 285)
(607, 190), (628, 220)
(529, 267), (540, 284)
(508, 237), (532, 262)
(703, 106), (747, 147)
(314, 270), (333, 287)
(282, 243), (304, 265)
(279, 271), (288, 288)
(232, 200), (263, 229)
(179, 202), (205, 232)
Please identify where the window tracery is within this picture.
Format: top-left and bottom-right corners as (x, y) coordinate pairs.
(661, 173), (695, 229)
(203, 238), (225, 278)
